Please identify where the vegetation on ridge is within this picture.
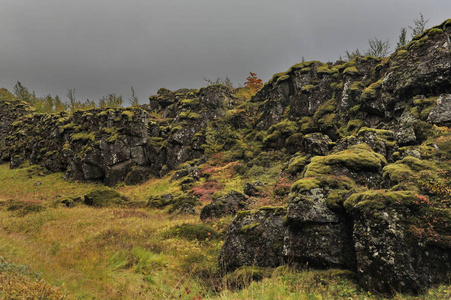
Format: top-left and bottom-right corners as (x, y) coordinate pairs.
(0, 16), (451, 299)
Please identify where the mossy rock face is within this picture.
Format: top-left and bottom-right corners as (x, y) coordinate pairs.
(427, 94), (451, 126)
(301, 144), (386, 188)
(300, 132), (332, 156)
(219, 207), (286, 272)
(286, 155), (308, 175)
(324, 144), (386, 171)
(83, 189), (127, 207)
(200, 190), (248, 220)
(148, 192), (199, 215)
(344, 189), (451, 295)
(382, 156), (436, 186)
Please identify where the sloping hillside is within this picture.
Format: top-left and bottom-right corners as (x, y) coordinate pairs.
(0, 19), (450, 299)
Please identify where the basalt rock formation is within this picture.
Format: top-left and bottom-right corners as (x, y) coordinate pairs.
(1, 19), (451, 296)
(219, 20), (451, 296)
(0, 85), (236, 185)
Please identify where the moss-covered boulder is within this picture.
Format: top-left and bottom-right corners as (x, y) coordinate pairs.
(427, 94), (451, 125)
(200, 190), (248, 220)
(148, 192), (199, 214)
(344, 190), (451, 295)
(83, 189), (127, 207)
(218, 207), (286, 272)
(284, 175), (357, 270)
(300, 132), (331, 156)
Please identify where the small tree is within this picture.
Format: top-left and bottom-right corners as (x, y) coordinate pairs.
(366, 38), (391, 57)
(66, 89), (77, 111)
(345, 49), (363, 61)
(128, 86), (139, 107)
(203, 76), (234, 90)
(99, 93), (123, 108)
(409, 13), (429, 37)
(397, 27), (408, 49)
(244, 72), (263, 94)
(13, 81), (32, 102)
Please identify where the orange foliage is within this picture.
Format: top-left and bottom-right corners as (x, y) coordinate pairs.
(244, 72), (263, 94)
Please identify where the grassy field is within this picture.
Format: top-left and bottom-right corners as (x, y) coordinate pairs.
(0, 162), (449, 299)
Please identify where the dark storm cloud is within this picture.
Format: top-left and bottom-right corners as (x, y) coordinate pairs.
(1, 0), (450, 103)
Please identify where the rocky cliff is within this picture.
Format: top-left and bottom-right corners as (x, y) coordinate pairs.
(0, 85), (235, 185)
(1, 19), (450, 296)
(217, 20), (451, 296)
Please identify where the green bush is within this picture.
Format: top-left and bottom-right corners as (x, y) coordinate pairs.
(83, 189), (126, 207)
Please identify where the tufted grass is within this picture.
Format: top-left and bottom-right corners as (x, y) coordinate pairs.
(0, 162), (449, 299)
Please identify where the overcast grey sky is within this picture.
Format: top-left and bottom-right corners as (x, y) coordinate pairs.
(1, 0), (450, 104)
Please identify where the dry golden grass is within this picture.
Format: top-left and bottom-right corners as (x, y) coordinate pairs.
(0, 162), (449, 299)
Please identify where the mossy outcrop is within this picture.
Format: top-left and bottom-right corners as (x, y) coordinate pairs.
(218, 20), (451, 296)
(1, 18), (451, 297)
(0, 85), (237, 186)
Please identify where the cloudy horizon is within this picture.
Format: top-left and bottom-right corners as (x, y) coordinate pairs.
(1, 0), (450, 104)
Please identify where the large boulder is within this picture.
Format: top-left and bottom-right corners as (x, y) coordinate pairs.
(428, 94), (451, 125)
(218, 207), (286, 272)
(284, 175), (356, 270)
(200, 190), (248, 220)
(344, 190), (451, 295)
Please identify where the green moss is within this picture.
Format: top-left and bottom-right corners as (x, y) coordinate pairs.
(97, 110), (109, 117)
(286, 155), (308, 175)
(344, 190), (418, 211)
(396, 50), (409, 58)
(291, 177), (321, 193)
(263, 130), (281, 144)
(269, 119), (298, 134)
(70, 132), (96, 142)
(59, 123), (78, 132)
(413, 96), (437, 106)
(286, 133), (303, 147)
(271, 71), (290, 83)
(301, 85), (315, 93)
(349, 81), (363, 92)
(258, 206), (286, 215)
(179, 111), (202, 120)
(360, 79), (382, 101)
(236, 210), (252, 218)
(240, 222), (260, 233)
(317, 66), (337, 75)
(181, 98), (200, 107)
(428, 28), (443, 36)
(122, 110), (135, 120)
(299, 67), (311, 74)
(321, 144), (387, 172)
(7, 201), (46, 216)
(313, 98), (336, 121)
(326, 189), (351, 211)
(187, 112), (201, 120)
(291, 175), (355, 194)
(343, 66), (359, 76)
(383, 156), (436, 184)
(276, 75), (290, 83)
(346, 119), (364, 134)
(317, 113), (338, 130)
(302, 156), (332, 178)
(84, 189), (126, 207)
(383, 163), (414, 184)
(400, 156), (436, 171)
(299, 117), (314, 133)
(357, 127), (394, 140)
